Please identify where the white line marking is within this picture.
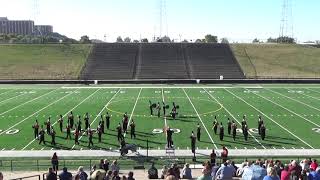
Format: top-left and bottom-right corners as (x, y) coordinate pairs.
(72, 89), (121, 149)
(1, 148), (5, 151)
(0, 88), (59, 116)
(31, 148), (34, 150)
(0, 92), (26, 105)
(0, 90), (73, 136)
(21, 89), (101, 150)
(251, 88), (320, 128)
(62, 86), (263, 89)
(0, 89), (15, 96)
(41, 147), (44, 150)
(183, 88), (218, 149)
(282, 147), (286, 149)
(204, 88), (266, 149)
(124, 88), (142, 137)
(161, 88), (167, 127)
(225, 88), (314, 149)
(267, 88), (320, 113)
(11, 148), (15, 150)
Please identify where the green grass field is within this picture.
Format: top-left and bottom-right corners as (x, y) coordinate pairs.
(0, 44), (91, 80)
(231, 44), (320, 78)
(0, 84), (320, 151)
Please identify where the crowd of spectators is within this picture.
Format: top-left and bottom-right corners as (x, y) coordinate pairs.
(2, 150), (320, 180)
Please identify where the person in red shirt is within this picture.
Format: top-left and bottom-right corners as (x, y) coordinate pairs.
(280, 166), (290, 180)
(221, 146), (228, 163)
(310, 159), (318, 171)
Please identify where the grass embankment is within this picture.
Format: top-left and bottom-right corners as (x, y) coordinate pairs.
(231, 44), (320, 78)
(0, 44), (92, 79)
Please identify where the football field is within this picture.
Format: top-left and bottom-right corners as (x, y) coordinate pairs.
(0, 84), (320, 152)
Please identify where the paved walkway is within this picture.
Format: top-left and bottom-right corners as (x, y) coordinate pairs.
(1, 149), (320, 158)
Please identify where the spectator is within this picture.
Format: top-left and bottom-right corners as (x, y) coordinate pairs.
(288, 160), (301, 178)
(308, 168), (320, 180)
(165, 175), (178, 180)
(311, 159), (319, 171)
(263, 167), (280, 180)
(181, 163), (192, 179)
(148, 162), (158, 179)
(289, 170), (298, 180)
(300, 159), (310, 172)
(127, 171), (135, 180)
(236, 162), (247, 177)
(171, 163), (180, 179)
(47, 167), (57, 180)
(99, 159), (104, 169)
(275, 161), (283, 177)
(0, 172), (3, 180)
(90, 169), (106, 180)
(211, 162), (221, 179)
(110, 160), (120, 172)
(242, 160), (267, 180)
(215, 161), (235, 180)
(197, 161), (212, 180)
(122, 175), (127, 180)
(221, 146), (228, 163)
(280, 166), (290, 180)
(58, 167), (72, 180)
(112, 170), (120, 180)
(300, 169), (308, 180)
(104, 170), (112, 180)
(77, 166), (88, 180)
(51, 152), (59, 172)
(91, 165), (97, 175)
(103, 159), (110, 172)
(74, 174), (80, 180)
(160, 165), (168, 179)
(210, 149), (217, 166)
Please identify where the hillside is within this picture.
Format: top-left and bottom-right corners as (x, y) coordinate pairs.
(231, 44), (320, 78)
(0, 44), (91, 79)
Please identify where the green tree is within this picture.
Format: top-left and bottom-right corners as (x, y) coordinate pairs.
(116, 36), (123, 43)
(252, 38), (260, 43)
(124, 37), (131, 43)
(80, 35), (91, 43)
(220, 38), (229, 44)
(205, 34), (218, 43)
(141, 38), (148, 43)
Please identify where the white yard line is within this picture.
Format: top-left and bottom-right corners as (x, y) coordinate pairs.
(161, 88), (167, 127)
(21, 88), (101, 150)
(249, 88), (320, 128)
(203, 88), (266, 149)
(0, 89), (15, 96)
(72, 89), (121, 149)
(124, 88), (142, 137)
(224, 88), (314, 149)
(0, 92), (26, 105)
(305, 88), (320, 95)
(0, 88), (59, 116)
(182, 88), (218, 149)
(62, 86), (263, 89)
(0, 90), (73, 136)
(266, 88), (320, 113)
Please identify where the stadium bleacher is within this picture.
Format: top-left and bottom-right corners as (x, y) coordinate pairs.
(184, 43), (245, 79)
(81, 43), (245, 80)
(81, 43), (139, 80)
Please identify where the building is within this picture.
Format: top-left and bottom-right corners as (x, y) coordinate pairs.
(34, 25), (53, 35)
(0, 17), (53, 35)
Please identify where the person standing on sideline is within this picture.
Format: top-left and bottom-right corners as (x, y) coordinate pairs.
(51, 152), (59, 173)
(210, 149), (217, 166)
(221, 146), (228, 163)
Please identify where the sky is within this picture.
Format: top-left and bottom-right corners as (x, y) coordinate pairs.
(0, 0), (319, 42)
